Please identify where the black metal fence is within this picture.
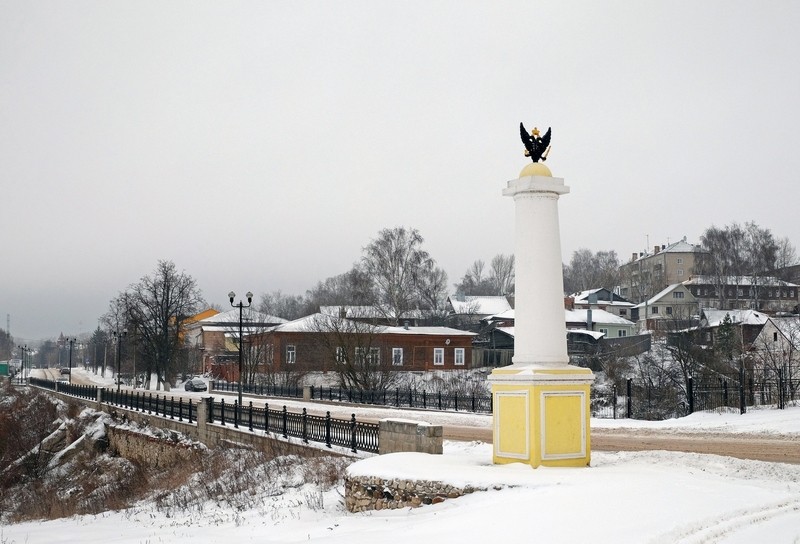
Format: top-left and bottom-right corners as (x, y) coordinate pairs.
(309, 385), (494, 414)
(26, 378), (377, 454)
(102, 388), (197, 424)
(592, 370), (798, 420)
(207, 398), (379, 453)
(213, 373), (797, 421)
(210, 381), (303, 399)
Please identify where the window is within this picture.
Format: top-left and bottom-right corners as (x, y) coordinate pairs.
(369, 347), (380, 365)
(392, 348), (403, 366)
(433, 347), (444, 366)
(454, 348), (465, 366)
(618, 330), (627, 337)
(677, 258), (684, 264)
(738, 289), (744, 297)
(599, 328), (608, 336)
(265, 344), (274, 366)
(677, 269), (684, 276)
(335, 347), (345, 364)
(619, 309), (627, 316)
(774, 332), (779, 342)
(666, 306), (673, 315)
(355, 347), (366, 364)
(286, 345), (296, 364)
(673, 291), (684, 299)
(651, 306), (659, 314)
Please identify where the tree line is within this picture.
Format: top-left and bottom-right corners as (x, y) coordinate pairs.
(14, 220), (794, 390)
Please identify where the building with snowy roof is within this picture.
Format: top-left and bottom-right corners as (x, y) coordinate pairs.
(618, 238), (707, 304)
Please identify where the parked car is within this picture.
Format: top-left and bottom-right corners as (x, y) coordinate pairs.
(184, 377), (207, 392)
(60, 367), (71, 375)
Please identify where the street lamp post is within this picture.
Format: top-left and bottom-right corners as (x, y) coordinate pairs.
(229, 290), (253, 409)
(17, 345), (27, 382)
(67, 338), (75, 384)
(112, 329), (127, 393)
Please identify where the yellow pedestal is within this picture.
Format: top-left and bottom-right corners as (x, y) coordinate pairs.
(490, 365), (593, 468)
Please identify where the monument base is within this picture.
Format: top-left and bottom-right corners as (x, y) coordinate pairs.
(488, 364), (594, 468)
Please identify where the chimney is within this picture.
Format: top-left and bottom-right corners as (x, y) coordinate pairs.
(654, 245), (660, 254)
(404, 320), (409, 330)
(587, 307), (593, 331)
(564, 297), (574, 310)
(632, 252), (637, 261)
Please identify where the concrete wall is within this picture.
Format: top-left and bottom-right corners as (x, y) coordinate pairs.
(378, 419), (442, 455)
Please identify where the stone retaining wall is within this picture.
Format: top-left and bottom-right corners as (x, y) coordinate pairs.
(106, 425), (204, 468)
(344, 475), (484, 512)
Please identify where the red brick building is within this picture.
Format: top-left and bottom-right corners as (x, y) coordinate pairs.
(250, 313), (476, 374)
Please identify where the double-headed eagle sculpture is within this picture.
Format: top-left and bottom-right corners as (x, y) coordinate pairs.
(520, 122), (551, 163)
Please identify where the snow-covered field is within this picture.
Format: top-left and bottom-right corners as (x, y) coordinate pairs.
(7, 370), (799, 543)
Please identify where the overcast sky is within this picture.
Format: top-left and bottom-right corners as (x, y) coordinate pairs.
(3, 1), (799, 341)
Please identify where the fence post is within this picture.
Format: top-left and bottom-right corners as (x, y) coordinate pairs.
(626, 378), (632, 418)
(779, 368), (785, 410)
(454, 391), (459, 411)
(265, 402), (269, 433)
(282, 405), (288, 438)
(688, 377), (694, 414)
(612, 385), (617, 419)
(302, 408), (308, 443)
(438, 391), (442, 410)
(350, 414), (357, 453)
(325, 411), (331, 448)
(248, 401), (253, 432)
(739, 366), (746, 415)
(220, 398), (226, 426)
(178, 398), (183, 422)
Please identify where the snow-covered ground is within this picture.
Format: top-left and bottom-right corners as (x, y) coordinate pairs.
(8, 369), (799, 543)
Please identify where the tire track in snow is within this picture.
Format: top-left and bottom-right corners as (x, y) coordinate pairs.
(651, 497), (800, 544)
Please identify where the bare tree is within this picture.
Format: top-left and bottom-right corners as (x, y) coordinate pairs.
(455, 255), (514, 296)
(258, 290), (306, 321)
(306, 313), (399, 391)
(489, 254), (515, 295)
(454, 259), (493, 295)
(304, 267), (374, 312)
(563, 248), (620, 294)
(362, 226), (438, 326)
(700, 221), (781, 309)
(123, 260), (204, 391)
(416, 262), (449, 325)
(775, 236), (798, 281)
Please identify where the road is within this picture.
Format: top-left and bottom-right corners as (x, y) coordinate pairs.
(44, 369), (800, 464)
(443, 424), (800, 464)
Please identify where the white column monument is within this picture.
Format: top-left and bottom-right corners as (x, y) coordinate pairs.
(488, 125), (594, 468)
